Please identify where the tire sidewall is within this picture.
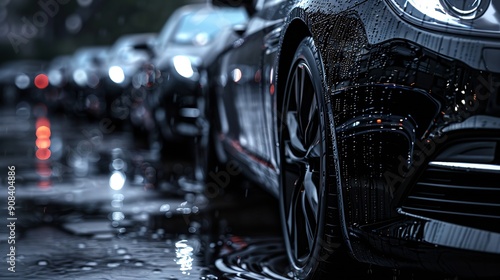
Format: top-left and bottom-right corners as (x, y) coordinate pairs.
(279, 37), (332, 279)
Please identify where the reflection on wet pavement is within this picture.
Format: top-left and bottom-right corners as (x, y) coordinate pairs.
(9, 226), (206, 280)
(0, 107), (286, 280)
(215, 237), (291, 280)
(0, 107), (451, 280)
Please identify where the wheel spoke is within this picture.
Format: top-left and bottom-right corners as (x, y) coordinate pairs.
(305, 126), (322, 159)
(286, 111), (307, 160)
(287, 176), (306, 260)
(293, 63), (319, 151)
(303, 166), (319, 223)
(303, 98), (318, 147)
(286, 175), (302, 230)
(294, 65), (305, 114)
(303, 193), (316, 252)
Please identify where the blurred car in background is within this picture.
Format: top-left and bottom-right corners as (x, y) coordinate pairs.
(103, 33), (157, 122)
(104, 32), (156, 92)
(208, 0), (500, 279)
(47, 55), (73, 89)
(66, 46), (109, 117)
(44, 54), (73, 114)
(143, 3), (248, 160)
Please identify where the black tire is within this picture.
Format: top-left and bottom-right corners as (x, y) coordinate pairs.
(279, 37), (345, 279)
(194, 75), (220, 188)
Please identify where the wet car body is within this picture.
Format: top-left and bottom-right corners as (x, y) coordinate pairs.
(146, 4), (248, 144)
(209, 0), (500, 278)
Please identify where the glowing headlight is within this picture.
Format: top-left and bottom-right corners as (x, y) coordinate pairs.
(109, 66), (125, 84)
(73, 69), (88, 87)
(15, 74), (30, 89)
(386, 0), (497, 34)
(173, 55), (196, 79)
(48, 69), (63, 87)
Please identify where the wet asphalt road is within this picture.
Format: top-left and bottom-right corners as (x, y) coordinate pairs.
(0, 102), (290, 280)
(0, 103), (455, 280)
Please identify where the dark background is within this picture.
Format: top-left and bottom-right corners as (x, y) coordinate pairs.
(0, 0), (200, 64)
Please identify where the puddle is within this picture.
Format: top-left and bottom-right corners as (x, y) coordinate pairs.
(3, 226), (207, 280)
(214, 237), (291, 280)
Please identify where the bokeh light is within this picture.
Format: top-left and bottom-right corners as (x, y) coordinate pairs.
(36, 126), (51, 138)
(36, 138), (51, 149)
(36, 148), (52, 160)
(34, 74), (49, 89)
(109, 171), (126, 190)
(36, 117), (51, 129)
(35, 117), (52, 161)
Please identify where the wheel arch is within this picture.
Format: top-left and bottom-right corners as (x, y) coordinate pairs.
(276, 30), (362, 280)
(276, 18), (311, 122)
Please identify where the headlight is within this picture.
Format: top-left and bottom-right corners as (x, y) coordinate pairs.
(173, 55), (194, 79)
(172, 55), (201, 79)
(109, 66), (125, 84)
(73, 69), (88, 87)
(441, 0), (486, 19)
(386, 0), (499, 35)
(15, 73), (30, 89)
(48, 69), (63, 87)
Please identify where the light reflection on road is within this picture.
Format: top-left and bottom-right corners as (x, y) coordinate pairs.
(175, 239), (195, 275)
(0, 105), (437, 280)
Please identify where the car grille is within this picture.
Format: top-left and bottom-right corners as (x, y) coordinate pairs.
(401, 141), (500, 233)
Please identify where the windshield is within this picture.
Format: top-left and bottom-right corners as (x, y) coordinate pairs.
(170, 8), (247, 46)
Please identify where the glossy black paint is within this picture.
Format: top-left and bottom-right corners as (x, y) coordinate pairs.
(145, 4), (248, 141)
(209, 0), (500, 277)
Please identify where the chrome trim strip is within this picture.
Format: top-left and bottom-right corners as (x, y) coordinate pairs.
(429, 161), (500, 172)
(398, 208), (500, 254)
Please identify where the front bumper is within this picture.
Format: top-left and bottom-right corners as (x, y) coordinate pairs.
(352, 216), (500, 278)
(323, 3), (500, 276)
(149, 67), (208, 139)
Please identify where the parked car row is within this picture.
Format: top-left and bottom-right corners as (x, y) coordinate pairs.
(2, 0), (500, 278)
(0, 3), (248, 154)
(0, 35), (154, 116)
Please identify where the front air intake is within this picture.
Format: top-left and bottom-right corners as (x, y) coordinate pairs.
(401, 141), (500, 233)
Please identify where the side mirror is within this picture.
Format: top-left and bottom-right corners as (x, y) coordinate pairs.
(133, 43), (150, 51)
(232, 24), (247, 36)
(134, 43), (155, 57)
(212, 0), (251, 6)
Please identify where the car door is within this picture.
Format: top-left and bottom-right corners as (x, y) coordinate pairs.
(215, 0), (283, 183)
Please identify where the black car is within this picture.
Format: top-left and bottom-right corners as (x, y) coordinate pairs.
(104, 32), (156, 91)
(145, 3), (248, 156)
(66, 46), (109, 117)
(102, 32), (157, 123)
(207, 0), (500, 279)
